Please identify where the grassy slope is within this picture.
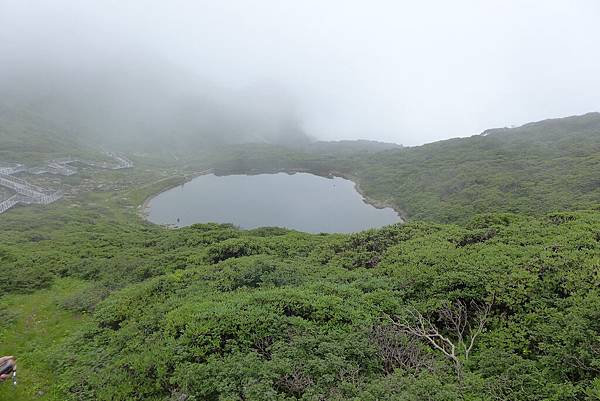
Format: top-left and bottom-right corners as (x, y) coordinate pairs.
(0, 279), (90, 401)
(0, 164), (175, 399)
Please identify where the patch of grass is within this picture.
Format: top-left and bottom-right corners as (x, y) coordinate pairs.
(0, 278), (91, 401)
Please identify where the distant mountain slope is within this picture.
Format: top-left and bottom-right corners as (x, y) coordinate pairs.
(212, 113), (600, 223)
(0, 103), (94, 163)
(0, 58), (310, 156)
(342, 113), (600, 222)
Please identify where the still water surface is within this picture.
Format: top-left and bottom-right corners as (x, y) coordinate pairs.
(146, 173), (400, 233)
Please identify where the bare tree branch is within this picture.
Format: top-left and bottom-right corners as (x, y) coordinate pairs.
(388, 299), (493, 378)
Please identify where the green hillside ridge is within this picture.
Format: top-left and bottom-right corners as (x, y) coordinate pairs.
(210, 112), (600, 223)
(0, 112), (599, 400)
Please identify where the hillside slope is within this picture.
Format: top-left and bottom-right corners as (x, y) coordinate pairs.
(1, 190), (599, 400)
(0, 103), (90, 163)
(211, 113), (600, 223)
(354, 112), (600, 222)
(1, 113), (599, 400)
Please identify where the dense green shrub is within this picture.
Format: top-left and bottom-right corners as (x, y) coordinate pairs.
(210, 255), (304, 291)
(205, 238), (268, 264)
(48, 210), (600, 400)
(3, 113), (600, 400)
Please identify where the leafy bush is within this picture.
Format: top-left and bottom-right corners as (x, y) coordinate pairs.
(211, 255), (303, 291)
(60, 284), (110, 313)
(51, 210), (600, 400)
(205, 238), (268, 264)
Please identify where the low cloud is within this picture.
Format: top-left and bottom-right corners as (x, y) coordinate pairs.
(1, 0), (599, 146)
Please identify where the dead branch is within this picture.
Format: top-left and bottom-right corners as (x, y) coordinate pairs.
(370, 324), (434, 374)
(389, 300), (492, 378)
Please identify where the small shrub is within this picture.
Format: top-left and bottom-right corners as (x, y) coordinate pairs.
(454, 228), (497, 247)
(61, 284), (110, 313)
(205, 238), (267, 264)
(214, 256), (302, 291)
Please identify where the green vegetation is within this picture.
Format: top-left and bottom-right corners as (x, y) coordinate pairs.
(1, 113), (599, 400)
(1, 186), (600, 400)
(63, 210), (600, 400)
(210, 113), (600, 223)
(0, 278), (90, 401)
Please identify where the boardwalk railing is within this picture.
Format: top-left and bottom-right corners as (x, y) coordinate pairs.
(47, 162), (77, 176)
(0, 191), (64, 214)
(36, 191), (64, 205)
(105, 152), (134, 169)
(45, 152), (134, 175)
(0, 173), (48, 198)
(18, 191), (63, 205)
(0, 165), (26, 175)
(0, 150), (132, 215)
(0, 195), (19, 214)
(0, 173), (63, 214)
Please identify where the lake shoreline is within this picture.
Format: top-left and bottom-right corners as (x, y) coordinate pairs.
(327, 170), (407, 223)
(139, 167), (407, 227)
(138, 169), (214, 222)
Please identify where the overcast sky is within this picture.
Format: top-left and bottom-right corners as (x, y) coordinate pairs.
(1, 0), (599, 145)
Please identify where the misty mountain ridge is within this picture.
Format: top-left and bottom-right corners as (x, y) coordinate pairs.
(480, 111), (600, 140)
(0, 58), (310, 153)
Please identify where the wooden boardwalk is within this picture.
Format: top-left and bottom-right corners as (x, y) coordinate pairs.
(0, 152), (133, 214)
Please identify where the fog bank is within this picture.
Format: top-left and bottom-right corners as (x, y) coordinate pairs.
(1, 0), (599, 146)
